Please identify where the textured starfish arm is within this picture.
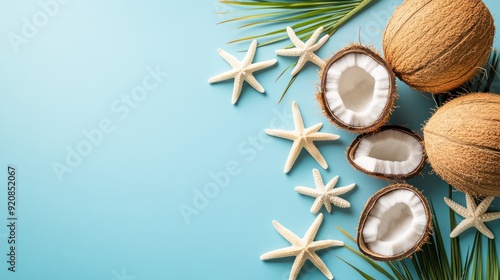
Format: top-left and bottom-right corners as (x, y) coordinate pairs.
(242, 40), (258, 66)
(304, 122), (323, 134)
(308, 26), (325, 47)
(331, 183), (356, 195)
(309, 132), (340, 141)
(284, 141), (303, 173)
(312, 169), (325, 188)
(450, 218), (474, 238)
(245, 75), (265, 93)
(324, 199), (333, 213)
(474, 221), (495, 239)
(295, 186), (321, 198)
(311, 34), (330, 51)
(311, 240), (344, 251)
(310, 198), (326, 214)
(481, 212), (500, 222)
(291, 101), (305, 129)
(476, 196), (496, 214)
(217, 49), (241, 68)
(324, 175), (338, 190)
(444, 197), (468, 217)
(308, 53), (327, 68)
(308, 253), (333, 280)
(286, 26), (305, 48)
(247, 59), (277, 72)
(304, 214), (324, 242)
(304, 143), (328, 169)
(208, 69), (239, 83)
(231, 75), (244, 104)
(265, 129), (298, 141)
(275, 48), (304, 57)
(329, 196), (351, 208)
(272, 220), (302, 245)
(289, 254), (307, 280)
(291, 56), (309, 76)
(260, 246), (302, 260)
(464, 193), (478, 213)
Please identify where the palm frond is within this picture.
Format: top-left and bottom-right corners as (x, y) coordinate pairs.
(218, 0), (378, 102)
(219, 0), (377, 47)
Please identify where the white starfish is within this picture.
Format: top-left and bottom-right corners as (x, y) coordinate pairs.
(295, 169), (355, 214)
(275, 26), (329, 76)
(208, 40), (277, 104)
(265, 101), (339, 173)
(260, 213), (343, 280)
(444, 194), (500, 239)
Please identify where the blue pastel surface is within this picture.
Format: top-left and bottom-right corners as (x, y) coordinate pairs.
(0, 0), (499, 279)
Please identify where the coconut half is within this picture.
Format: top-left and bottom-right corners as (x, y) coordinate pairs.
(357, 183), (432, 261)
(347, 125), (425, 180)
(318, 45), (397, 133)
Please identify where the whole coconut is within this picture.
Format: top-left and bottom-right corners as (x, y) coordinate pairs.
(423, 93), (500, 196)
(383, 0), (494, 93)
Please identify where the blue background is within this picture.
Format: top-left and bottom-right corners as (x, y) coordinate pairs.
(0, 0), (499, 279)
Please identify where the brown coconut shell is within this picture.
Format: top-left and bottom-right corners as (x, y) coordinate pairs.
(423, 93), (500, 196)
(317, 44), (397, 133)
(347, 125), (426, 180)
(357, 183), (432, 262)
(383, 0), (495, 93)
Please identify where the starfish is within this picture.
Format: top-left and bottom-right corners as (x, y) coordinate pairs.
(208, 40), (277, 104)
(265, 101), (339, 173)
(275, 26), (329, 76)
(295, 169), (355, 214)
(260, 213), (343, 280)
(444, 194), (500, 239)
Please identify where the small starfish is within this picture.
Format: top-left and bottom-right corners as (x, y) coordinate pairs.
(275, 26), (329, 76)
(295, 169), (355, 214)
(444, 194), (500, 239)
(260, 213), (343, 280)
(208, 40), (277, 104)
(265, 101), (339, 173)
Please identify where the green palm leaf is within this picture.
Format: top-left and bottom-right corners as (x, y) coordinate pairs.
(219, 0), (377, 47)
(218, 0), (378, 102)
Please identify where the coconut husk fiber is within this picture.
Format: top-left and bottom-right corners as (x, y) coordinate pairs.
(383, 0), (495, 93)
(423, 93), (500, 196)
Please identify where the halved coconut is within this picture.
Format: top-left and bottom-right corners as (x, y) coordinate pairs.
(318, 45), (397, 133)
(357, 183), (432, 261)
(347, 125), (425, 180)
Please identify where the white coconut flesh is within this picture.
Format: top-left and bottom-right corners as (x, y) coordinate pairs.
(362, 189), (427, 256)
(353, 129), (423, 175)
(325, 53), (391, 127)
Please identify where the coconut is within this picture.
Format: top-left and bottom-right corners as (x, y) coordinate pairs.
(357, 183), (432, 261)
(318, 45), (397, 133)
(383, 0), (495, 93)
(423, 93), (500, 196)
(347, 125), (425, 180)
